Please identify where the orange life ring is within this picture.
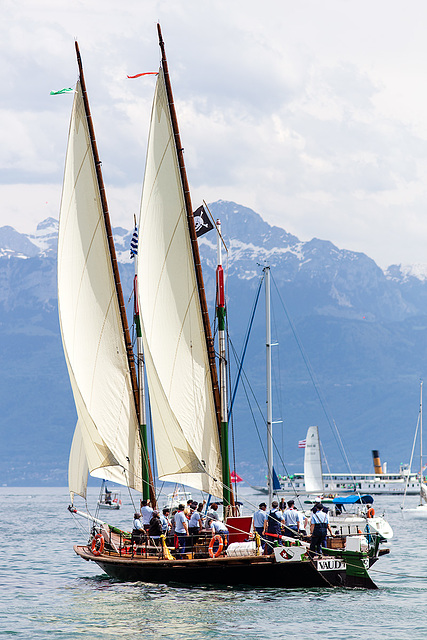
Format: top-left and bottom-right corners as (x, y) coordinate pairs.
(367, 508), (375, 518)
(208, 535), (223, 558)
(91, 533), (105, 556)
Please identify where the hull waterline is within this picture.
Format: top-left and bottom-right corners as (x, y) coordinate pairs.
(74, 545), (377, 589)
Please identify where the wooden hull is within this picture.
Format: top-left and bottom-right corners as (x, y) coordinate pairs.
(74, 545), (377, 589)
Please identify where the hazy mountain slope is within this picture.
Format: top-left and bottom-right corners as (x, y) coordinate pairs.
(0, 203), (426, 486)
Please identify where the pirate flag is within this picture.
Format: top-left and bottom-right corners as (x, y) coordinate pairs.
(193, 205), (214, 238)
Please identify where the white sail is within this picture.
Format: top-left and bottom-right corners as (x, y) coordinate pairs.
(58, 82), (142, 495)
(68, 420), (89, 501)
(304, 426), (324, 494)
(137, 68), (223, 496)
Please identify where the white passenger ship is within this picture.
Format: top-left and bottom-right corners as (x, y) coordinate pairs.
(279, 468), (421, 495)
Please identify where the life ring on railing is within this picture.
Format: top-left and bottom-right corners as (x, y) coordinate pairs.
(91, 534), (105, 556)
(208, 535), (223, 558)
(367, 508), (375, 518)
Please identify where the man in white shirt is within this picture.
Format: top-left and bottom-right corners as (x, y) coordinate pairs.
(131, 512), (145, 548)
(283, 500), (300, 537)
(211, 519), (229, 538)
(140, 500), (153, 532)
(174, 504), (189, 556)
(310, 502), (332, 558)
(252, 502), (267, 549)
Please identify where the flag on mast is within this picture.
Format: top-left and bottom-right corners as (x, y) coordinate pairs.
(298, 439), (306, 449)
(193, 205), (214, 238)
(130, 225), (138, 259)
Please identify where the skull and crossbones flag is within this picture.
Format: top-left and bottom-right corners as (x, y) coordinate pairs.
(193, 205), (214, 238)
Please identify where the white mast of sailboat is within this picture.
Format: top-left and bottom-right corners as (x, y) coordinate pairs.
(420, 380), (423, 505)
(265, 266), (274, 507)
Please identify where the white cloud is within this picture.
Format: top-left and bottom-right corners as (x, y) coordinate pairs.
(2, 0), (427, 267)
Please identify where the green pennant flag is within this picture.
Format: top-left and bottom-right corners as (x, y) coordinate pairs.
(50, 87), (73, 95)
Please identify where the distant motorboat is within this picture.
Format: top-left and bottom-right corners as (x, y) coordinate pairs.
(97, 485), (121, 510)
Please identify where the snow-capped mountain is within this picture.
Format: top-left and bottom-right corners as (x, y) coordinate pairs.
(2, 200), (427, 486)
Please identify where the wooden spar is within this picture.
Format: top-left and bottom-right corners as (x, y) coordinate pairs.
(74, 42), (156, 507)
(156, 25), (234, 507)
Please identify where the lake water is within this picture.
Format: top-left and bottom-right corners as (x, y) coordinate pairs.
(1, 487), (426, 639)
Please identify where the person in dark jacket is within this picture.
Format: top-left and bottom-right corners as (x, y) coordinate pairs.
(263, 500), (285, 553)
(148, 511), (163, 547)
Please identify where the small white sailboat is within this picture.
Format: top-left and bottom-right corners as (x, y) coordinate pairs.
(402, 382), (427, 518)
(303, 426), (393, 540)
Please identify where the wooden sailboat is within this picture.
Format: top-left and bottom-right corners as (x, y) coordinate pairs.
(59, 26), (383, 589)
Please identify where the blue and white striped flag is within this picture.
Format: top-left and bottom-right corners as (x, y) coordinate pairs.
(130, 225), (138, 259)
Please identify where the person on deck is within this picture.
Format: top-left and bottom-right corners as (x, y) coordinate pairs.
(184, 499), (194, 518)
(298, 509), (308, 537)
(211, 518), (229, 540)
(140, 500), (153, 532)
(148, 511), (163, 547)
(160, 508), (171, 534)
(263, 500), (285, 553)
(309, 501), (333, 558)
(252, 502), (268, 549)
(174, 504), (189, 557)
(206, 502), (220, 522)
(131, 512), (145, 548)
(283, 500), (300, 537)
(188, 502), (204, 546)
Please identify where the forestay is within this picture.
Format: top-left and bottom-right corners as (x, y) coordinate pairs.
(137, 68), (223, 496)
(58, 82), (142, 497)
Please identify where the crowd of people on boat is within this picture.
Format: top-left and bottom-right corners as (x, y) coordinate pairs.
(130, 496), (333, 559)
(131, 499), (229, 556)
(254, 499), (333, 557)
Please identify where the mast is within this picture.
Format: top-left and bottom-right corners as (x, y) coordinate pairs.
(74, 42), (156, 506)
(265, 266), (274, 507)
(216, 220), (232, 511)
(156, 25), (232, 502)
(420, 380), (423, 506)
(133, 273), (151, 502)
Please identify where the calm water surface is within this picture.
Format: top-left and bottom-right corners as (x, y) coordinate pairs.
(1, 487), (425, 639)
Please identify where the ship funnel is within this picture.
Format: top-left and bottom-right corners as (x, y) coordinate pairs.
(372, 450), (383, 475)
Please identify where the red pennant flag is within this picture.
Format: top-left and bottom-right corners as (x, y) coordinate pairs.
(231, 471), (243, 483)
(127, 72), (158, 79)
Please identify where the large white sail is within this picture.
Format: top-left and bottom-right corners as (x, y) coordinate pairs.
(304, 426), (324, 495)
(68, 421), (89, 501)
(58, 82), (142, 495)
(137, 68), (223, 496)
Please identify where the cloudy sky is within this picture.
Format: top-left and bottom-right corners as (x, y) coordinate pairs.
(3, 0), (427, 268)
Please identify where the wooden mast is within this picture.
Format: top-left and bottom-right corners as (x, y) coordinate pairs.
(156, 25), (234, 507)
(74, 42), (156, 506)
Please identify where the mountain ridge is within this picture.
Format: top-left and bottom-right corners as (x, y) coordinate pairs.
(1, 200), (426, 486)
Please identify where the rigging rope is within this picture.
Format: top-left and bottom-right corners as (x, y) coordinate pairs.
(271, 272), (358, 483)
